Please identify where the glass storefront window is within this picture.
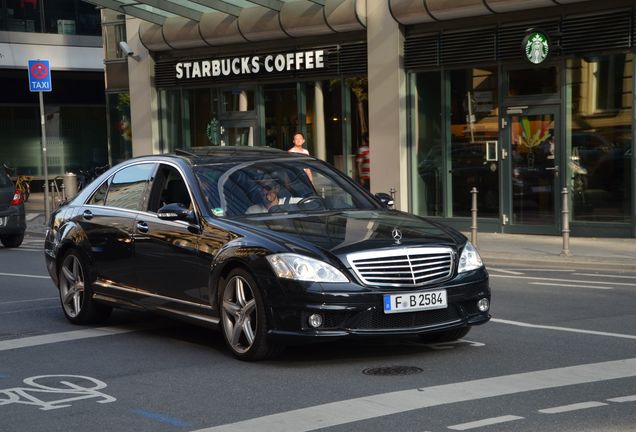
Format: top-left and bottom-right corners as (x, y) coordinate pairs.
(186, 89), (219, 147)
(264, 83), (298, 150)
(567, 53), (632, 222)
(1, 0), (100, 35)
(449, 68), (499, 217)
(223, 89), (254, 112)
(159, 89), (183, 153)
(412, 72), (443, 217)
(107, 93), (132, 164)
(3, 0), (41, 32)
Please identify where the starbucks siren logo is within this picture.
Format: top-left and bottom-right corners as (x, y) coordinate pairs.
(524, 31), (549, 64)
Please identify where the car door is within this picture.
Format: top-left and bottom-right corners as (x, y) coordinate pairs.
(133, 163), (209, 307)
(79, 162), (156, 287)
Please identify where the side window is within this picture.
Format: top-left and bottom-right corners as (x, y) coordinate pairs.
(105, 163), (155, 211)
(87, 179), (110, 206)
(147, 164), (191, 213)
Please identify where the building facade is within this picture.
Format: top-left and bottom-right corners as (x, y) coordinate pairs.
(0, 0), (108, 188)
(89, 0), (635, 237)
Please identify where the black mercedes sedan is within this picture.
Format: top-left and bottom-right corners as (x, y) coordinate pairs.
(45, 147), (490, 360)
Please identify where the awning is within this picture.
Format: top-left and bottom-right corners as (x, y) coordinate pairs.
(83, 0), (367, 51)
(84, 0), (592, 51)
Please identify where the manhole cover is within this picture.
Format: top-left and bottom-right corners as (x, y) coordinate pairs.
(362, 366), (423, 376)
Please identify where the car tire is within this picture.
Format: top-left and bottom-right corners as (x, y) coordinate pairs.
(418, 326), (470, 343)
(58, 249), (112, 324)
(0, 232), (24, 248)
(220, 268), (282, 361)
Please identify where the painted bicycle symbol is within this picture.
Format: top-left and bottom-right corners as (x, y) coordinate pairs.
(0, 375), (116, 411)
(30, 62), (49, 80)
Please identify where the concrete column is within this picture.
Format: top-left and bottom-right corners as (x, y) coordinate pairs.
(314, 81), (326, 160)
(366, 1), (408, 210)
(126, 17), (161, 156)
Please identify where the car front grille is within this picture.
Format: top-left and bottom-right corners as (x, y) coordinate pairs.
(347, 247), (454, 287)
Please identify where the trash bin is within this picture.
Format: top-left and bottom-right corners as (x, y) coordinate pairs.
(63, 172), (78, 199)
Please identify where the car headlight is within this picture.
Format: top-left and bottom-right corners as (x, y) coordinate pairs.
(266, 253), (348, 283)
(458, 241), (483, 273)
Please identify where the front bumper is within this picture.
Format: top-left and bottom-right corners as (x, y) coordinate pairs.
(266, 272), (490, 344)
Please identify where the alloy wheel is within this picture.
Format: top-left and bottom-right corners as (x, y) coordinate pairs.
(59, 253), (85, 318)
(221, 275), (257, 354)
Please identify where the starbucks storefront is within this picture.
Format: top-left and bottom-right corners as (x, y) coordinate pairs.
(402, 3), (634, 236)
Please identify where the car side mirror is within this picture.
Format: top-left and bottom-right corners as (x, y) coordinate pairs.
(375, 192), (394, 209)
(157, 203), (196, 223)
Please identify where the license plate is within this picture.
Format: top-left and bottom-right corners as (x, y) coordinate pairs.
(0, 217), (6, 227)
(383, 289), (447, 314)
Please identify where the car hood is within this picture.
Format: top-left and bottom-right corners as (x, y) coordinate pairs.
(237, 210), (465, 257)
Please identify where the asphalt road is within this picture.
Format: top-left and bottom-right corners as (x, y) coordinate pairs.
(1, 237), (635, 432)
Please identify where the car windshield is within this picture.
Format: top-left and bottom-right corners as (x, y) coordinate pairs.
(194, 158), (378, 218)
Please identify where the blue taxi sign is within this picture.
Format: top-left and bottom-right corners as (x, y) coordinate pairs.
(28, 60), (52, 92)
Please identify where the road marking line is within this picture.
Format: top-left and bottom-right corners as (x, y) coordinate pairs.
(448, 415), (524, 430)
(529, 282), (613, 290)
(0, 272), (49, 279)
(576, 273), (636, 280)
(539, 401), (607, 414)
(486, 267), (524, 275)
(131, 409), (193, 428)
(491, 318), (636, 340)
(490, 274), (636, 287)
(0, 297), (57, 305)
(0, 323), (158, 351)
(191, 358), (636, 432)
(607, 395), (636, 403)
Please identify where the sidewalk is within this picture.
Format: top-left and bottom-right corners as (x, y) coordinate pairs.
(24, 193), (636, 270)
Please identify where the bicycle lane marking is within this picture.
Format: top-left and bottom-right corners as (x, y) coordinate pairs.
(189, 358), (636, 432)
(0, 323), (160, 352)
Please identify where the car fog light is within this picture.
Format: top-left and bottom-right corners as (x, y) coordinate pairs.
(308, 314), (323, 328)
(477, 298), (490, 312)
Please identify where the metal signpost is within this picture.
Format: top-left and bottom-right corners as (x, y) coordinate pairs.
(28, 59), (52, 221)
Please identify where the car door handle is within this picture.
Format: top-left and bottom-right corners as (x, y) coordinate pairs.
(136, 221), (149, 233)
(82, 210), (93, 220)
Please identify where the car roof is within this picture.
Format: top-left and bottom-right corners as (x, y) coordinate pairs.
(171, 146), (309, 166)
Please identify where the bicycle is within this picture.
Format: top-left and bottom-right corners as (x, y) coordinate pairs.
(2, 164), (32, 202)
(15, 174), (32, 202)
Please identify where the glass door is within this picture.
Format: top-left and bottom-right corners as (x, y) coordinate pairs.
(504, 105), (560, 233)
(220, 120), (256, 146)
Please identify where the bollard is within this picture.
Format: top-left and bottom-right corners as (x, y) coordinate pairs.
(389, 187), (396, 209)
(560, 187), (572, 256)
(63, 172), (78, 200)
(470, 187), (478, 247)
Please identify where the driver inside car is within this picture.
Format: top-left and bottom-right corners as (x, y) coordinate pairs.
(245, 178), (283, 214)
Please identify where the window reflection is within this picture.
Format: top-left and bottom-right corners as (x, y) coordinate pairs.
(568, 54), (632, 222)
(412, 72), (443, 217)
(450, 68), (499, 217)
(106, 164), (155, 211)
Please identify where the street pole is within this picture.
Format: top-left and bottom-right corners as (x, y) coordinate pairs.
(40, 91), (50, 222)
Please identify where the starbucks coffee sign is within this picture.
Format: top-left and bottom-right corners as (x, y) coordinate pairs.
(175, 49), (325, 80)
(523, 31), (550, 64)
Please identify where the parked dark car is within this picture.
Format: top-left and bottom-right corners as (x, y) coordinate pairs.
(44, 147), (490, 360)
(0, 165), (26, 248)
